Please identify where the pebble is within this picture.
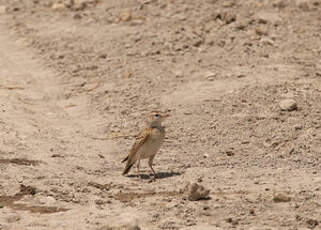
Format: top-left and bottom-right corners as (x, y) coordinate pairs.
(273, 193), (291, 202)
(0, 5), (7, 14)
(98, 212), (141, 230)
(296, 0), (311, 10)
(204, 71), (217, 81)
(51, 3), (66, 10)
(260, 37), (274, 46)
(180, 224), (221, 230)
(255, 11), (282, 25)
(38, 196), (56, 205)
(279, 99), (297, 111)
(120, 10), (132, 22)
(182, 182), (210, 201)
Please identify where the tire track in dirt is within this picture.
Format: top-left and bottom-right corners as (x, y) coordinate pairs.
(0, 19), (117, 217)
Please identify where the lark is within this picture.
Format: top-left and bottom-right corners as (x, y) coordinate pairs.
(122, 111), (169, 179)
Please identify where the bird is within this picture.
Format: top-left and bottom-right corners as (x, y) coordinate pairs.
(121, 110), (169, 179)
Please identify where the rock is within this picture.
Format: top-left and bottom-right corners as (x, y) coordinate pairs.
(273, 193), (291, 202)
(99, 225), (140, 230)
(296, 0), (311, 10)
(255, 11), (282, 25)
(279, 99), (297, 111)
(182, 182), (210, 201)
(6, 215), (21, 223)
(0, 5), (7, 14)
(38, 196), (56, 205)
(260, 37), (274, 46)
(98, 212), (141, 230)
(119, 9), (132, 22)
(214, 10), (236, 24)
(158, 217), (179, 229)
(226, 217), (239, 226)
(52, 3), (67, 10)
(306, 218), (319, 229)
(204, 71), (217, 81)
(273, 0), (287, 8)
(180, 224), (221, 230)
(255, 26), (268, 36)
(174, 70), (184, 78)
(73, 2), (86, 10)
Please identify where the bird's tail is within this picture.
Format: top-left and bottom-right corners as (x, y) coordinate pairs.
(122, 161), (134, 175)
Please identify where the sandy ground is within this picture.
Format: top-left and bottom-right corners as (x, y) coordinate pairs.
(0, 0), (320, 229)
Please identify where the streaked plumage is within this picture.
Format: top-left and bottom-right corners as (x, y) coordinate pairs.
(122, 111), (169, 179)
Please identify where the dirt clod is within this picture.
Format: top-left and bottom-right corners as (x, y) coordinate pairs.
(183, 183), (210, 201)
(273, 193), (291, 203)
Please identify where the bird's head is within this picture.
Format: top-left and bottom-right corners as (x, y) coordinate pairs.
(148, 110), (169, 126)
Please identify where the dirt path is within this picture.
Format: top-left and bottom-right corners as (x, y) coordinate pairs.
(0, 20), (116, 229)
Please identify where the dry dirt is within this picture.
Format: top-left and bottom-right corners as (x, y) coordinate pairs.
(0, 0), (321, 229)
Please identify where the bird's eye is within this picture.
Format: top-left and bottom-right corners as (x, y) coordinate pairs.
(154, 114), (160, 118)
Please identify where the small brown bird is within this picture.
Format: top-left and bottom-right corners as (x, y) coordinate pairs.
(122, 111), (169, 179)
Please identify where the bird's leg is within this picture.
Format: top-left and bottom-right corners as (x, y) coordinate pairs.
(148, 156), (157, 179)
(137, 159), (142, 180)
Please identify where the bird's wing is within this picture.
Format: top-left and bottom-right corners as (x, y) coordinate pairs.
(128, 127), (151, 158)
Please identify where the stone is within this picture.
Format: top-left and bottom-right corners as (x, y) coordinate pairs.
(52, 3), (67, 10)
(182, 182), (210, 201)
(120, 10), (132, 22)
(0, 5), (7, 14)
(273, 193), (291, 202)
(38, 196), (56, 205)
(260, 37), (274, 46)
(296, 0), (311, 10)
(180, 224), (221, 230)
(255, 11), (282, 25)
(98, 212), (141, 230)
(255, 26), (268, 36)
(279, 99), (297, 111)
(204, 71), (217, 81)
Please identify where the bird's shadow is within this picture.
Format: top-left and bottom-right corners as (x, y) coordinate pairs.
(127, 171), (182, 180)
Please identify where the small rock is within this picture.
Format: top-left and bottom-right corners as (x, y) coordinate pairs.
(226, 217), (239, 226)
(255, 11), (282, 25)
(180, 224), (220, 230)
(222, 1), (235, 8)
(224, 150), (234, 156)
(73, 2), (86, 10)
(214, 10), (236, 24)
(73, 13), (82, 19)
(249, 209), (255, 215)
(279, 99), (297, 111)
(6, 215), (21, 223)
(296, 0), (311, 10)
(38, 196), (56, 205)
(273, 193), (291, 202)
(273, 0), (287, 8)
(255, 26), (268, 36)
(182, 182), (210, 201)
(174, 70), (184, 78)
(51, 3), (66, 10)
(260, 37), (274, 46)
(99, 225), (140, 230)
(204, 71), (217, 81)
(119, 9), (132, 22)
(98, 212), (141, 230)
(95, 199), (104, 205)
(0, 5), (7, 14)
(306, 218), (319, 229)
